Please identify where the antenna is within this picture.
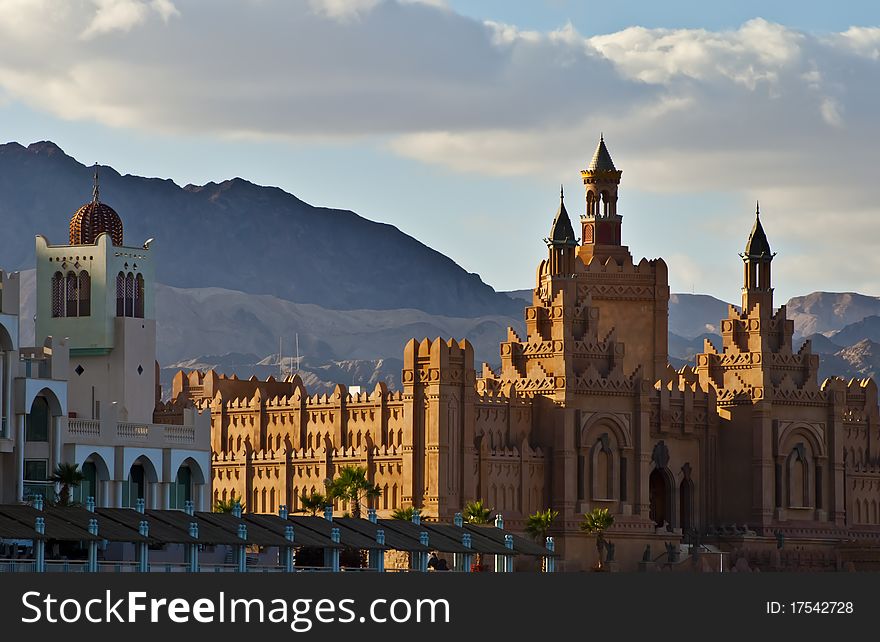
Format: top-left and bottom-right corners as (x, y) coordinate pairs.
(295, 333), (300, 374)
(279, 336), (283, 380)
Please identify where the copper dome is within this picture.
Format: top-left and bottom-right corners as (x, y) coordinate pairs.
(69, 167), (124, 246)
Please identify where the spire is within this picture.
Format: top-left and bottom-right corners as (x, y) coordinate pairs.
(92, 164), (100, 203)
(588, 135), (616, 172)
(744, 201), (772, 258)
(547, 186), (577, 247)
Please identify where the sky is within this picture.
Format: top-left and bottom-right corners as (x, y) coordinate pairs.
(0, 0), (877, 304)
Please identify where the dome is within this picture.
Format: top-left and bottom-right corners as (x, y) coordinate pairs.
(69, 168), (124, 246)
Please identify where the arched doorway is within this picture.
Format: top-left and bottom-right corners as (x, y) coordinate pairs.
(123, 456), (159, 508)
(649, 468), (671, 527)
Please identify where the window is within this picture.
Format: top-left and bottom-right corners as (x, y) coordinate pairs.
(24, 459), (51, 501)
(51, 272), (64, 317)
(25, 397), (50, 442)
(116, 272), (125, 316)
(124, 273), (134, 317)
(135, 274), (145, 318)
(24, 459), (48, 481)
(51, 270), (90, 317)
(170, 466), (192, 510)
(77, 271), (91, 316)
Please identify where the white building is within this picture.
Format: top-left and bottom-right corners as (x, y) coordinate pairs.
(13, 171), (213, 510)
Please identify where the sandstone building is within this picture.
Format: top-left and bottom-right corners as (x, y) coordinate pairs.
(170, 138), (880, 570)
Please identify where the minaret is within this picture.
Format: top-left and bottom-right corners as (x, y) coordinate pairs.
(578, 135), (629, 263)
(545, 185), (578, 276)
(740, 202), (775, 316)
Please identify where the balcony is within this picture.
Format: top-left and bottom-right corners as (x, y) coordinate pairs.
(63, 416), (207, 450)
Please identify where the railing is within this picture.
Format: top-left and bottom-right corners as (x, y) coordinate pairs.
(45, 560), (89, 573)
(117, 423), (150, 440)
(0, 560), (37, 573)
(163, 424), (196, 444)
(68, 419), (101, 436)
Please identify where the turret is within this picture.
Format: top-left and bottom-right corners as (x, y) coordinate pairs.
(579, 135), (629, 263)
(740, 203), (775, 316)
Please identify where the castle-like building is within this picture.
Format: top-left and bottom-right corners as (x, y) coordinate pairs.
(169, 138), (880, 571)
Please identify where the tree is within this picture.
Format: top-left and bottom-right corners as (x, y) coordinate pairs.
(580, 507), (615, 570)
(326, 466), (381, 519)
(462, 499), (493, 571)
(462, 499), (492, 524)
(49, 462), (85, 506)
(214, 495), (244, 513)
(525, 508), (558, 542)
(297, 491), (328, 516)
(392, 506), (416, 521)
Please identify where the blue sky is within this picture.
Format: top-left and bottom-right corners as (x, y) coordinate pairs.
(0, 0), (877, 304)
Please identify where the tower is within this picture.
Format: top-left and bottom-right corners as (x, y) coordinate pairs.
(740, 203), (775, 316)
(35, 169), (157, 424)
(578, 135), (629, 264)
(545, 186), (578, 277)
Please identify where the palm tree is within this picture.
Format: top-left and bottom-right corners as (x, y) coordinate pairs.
(297, 491), (328, 516)
(214, 496), (242, 513)
(49, 462), (85, 506)
(462, 499), (493, 570)
(525, 508), (558, 542)
(327, 466), (381, 519)
(392, 506), (416, 521)
(462, 499), (492, 524)
(580, 507), (615, 570)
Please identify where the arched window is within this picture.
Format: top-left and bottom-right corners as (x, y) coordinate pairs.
(786, 444), (810, 508)
(116, 272), (125, 317)
(78, 271), (91, 317)
(589, 433), (615, 501)
(135, 273), (145, 318)
(65, 271), (78, 317)
(124, 272), (134, 317)
(51, 272), (64, 317)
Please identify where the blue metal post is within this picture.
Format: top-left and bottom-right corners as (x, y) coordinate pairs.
(370, 529), (385, 572)
(504, 534), (514, 572)
(34, 517), (45, 573)
(462, 533), (473, 572)
(544, 537), (556, 573)
(188, 522), (200, 573)
(87, 518), (99, 572)
(86, 496), (96, 512)
(279, 504), (288, 520)
(232, 501), (242, 518)
(236, 523), (247, 572)
(367, 508), (377, 524)
(330, 527), (341, 572)
(283, 525), (295, 572)
(417, 531), (429, 571)
(323, 505), (333, 521)
(34, 496), (44, 511)
(411, 508), (421, 525)
(453, 512), (463, 527)
(184, 500), (194, 516)
(136, 498), (145, 514)
(494, 514), (504, 530)
(138, 520), (150, 572)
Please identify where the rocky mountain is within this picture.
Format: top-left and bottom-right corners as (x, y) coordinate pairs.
(785, 292), (880, 337)
(0, 141), (521, 317)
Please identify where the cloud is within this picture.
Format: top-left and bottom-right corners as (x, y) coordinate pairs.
(80, 0), (178, 39)
(0, 1), (877, 295)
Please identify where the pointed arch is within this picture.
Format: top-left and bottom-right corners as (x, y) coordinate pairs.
(51, 272), (65, 317)
(116, 272), (125, 316)
(65, 271), (78, 317)
(124, 272), (134, 317)
(135, 273), (145, 318)
(78, 271), (91, 316)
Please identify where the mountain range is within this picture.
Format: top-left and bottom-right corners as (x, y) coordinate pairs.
(6, 140), (880, 393)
